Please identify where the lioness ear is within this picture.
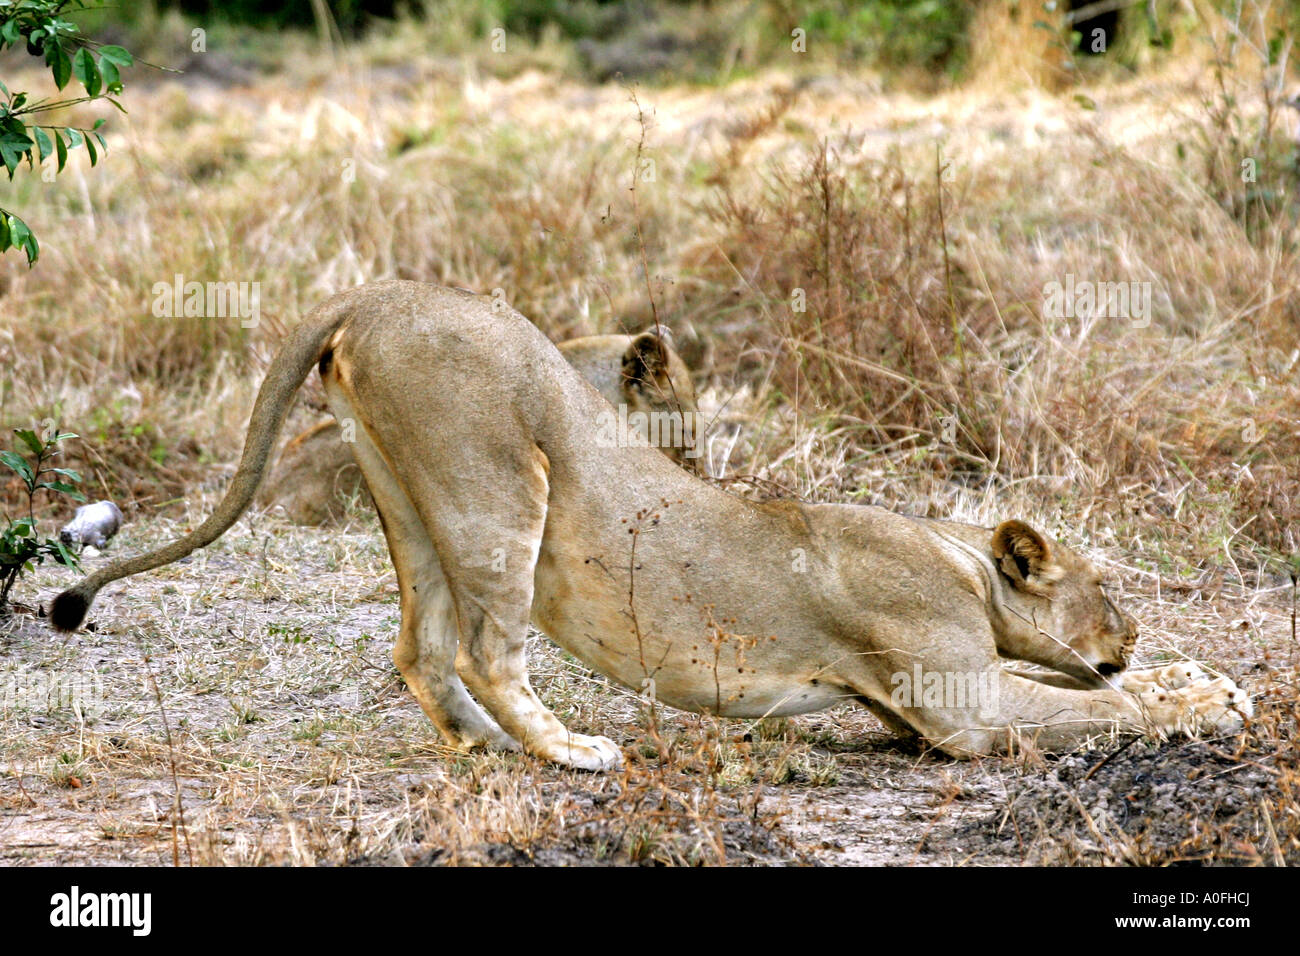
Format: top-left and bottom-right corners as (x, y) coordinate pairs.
(623, 329), (671, 388)
(991, 520), (1064, 596)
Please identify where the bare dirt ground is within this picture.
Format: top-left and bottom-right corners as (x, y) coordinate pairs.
(1, 505), (1292, 866)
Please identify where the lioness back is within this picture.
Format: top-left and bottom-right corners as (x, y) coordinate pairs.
(259, 325), (699, 524)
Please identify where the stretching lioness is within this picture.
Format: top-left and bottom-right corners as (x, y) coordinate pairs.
(51, 282), (1251, 769)
(259, 325), (699, 524)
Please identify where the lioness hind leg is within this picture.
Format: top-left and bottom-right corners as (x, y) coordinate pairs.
(328, 397), (515, 753)
(408, 443), (622, 772)
(382, 509), (519, 753)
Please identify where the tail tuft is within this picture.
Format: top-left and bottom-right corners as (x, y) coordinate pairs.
(50, 587), (91, 632)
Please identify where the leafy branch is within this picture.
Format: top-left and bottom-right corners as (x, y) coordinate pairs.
(0, 0), (135, 265)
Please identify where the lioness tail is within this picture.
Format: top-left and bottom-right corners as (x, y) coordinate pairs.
(51, 293), (355, 632)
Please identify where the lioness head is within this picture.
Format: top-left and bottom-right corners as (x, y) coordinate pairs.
(991, 519), (1138, 686)
(562, 327), (700, 465)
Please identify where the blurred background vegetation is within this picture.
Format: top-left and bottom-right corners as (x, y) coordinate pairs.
(67, 0), (1239, 87)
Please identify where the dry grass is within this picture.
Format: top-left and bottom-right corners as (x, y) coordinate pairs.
(0, 3), (1297, 864)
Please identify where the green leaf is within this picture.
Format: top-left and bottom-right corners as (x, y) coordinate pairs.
(50, 42), (72, 90)
(0, 129), (33, 175)
(38, 481), (84, 500)
(55, 128), (67, 172)
(52, 538), (80, 568)
(33, 126), (52, 162)
(50, 467), (83, 481)
(54, 433), (78, 442)
(0, 450), (33, 483)
(97, 45), (134, 69)
(14, 428), (43, 455)
(84, 132), (97, 166)
(9, 214), (31, 244)
(99, 57), (121, 93)
(72, 47), (101, 97)
(7, 214), (37, 265)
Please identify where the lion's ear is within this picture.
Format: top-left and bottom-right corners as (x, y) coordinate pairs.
(991, 520), (1064, 596)
(622, 328), (671, 389)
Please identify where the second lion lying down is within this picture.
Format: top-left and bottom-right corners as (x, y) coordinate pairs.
(52, 282), (1251, 769)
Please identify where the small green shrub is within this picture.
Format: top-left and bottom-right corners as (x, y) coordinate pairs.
(0, 427), (84, 614)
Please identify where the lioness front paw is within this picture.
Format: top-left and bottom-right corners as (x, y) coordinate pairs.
(1119, 660), (1207, 693)
(1136, 675), (1252, 737)
(541, 733), (624, 772)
